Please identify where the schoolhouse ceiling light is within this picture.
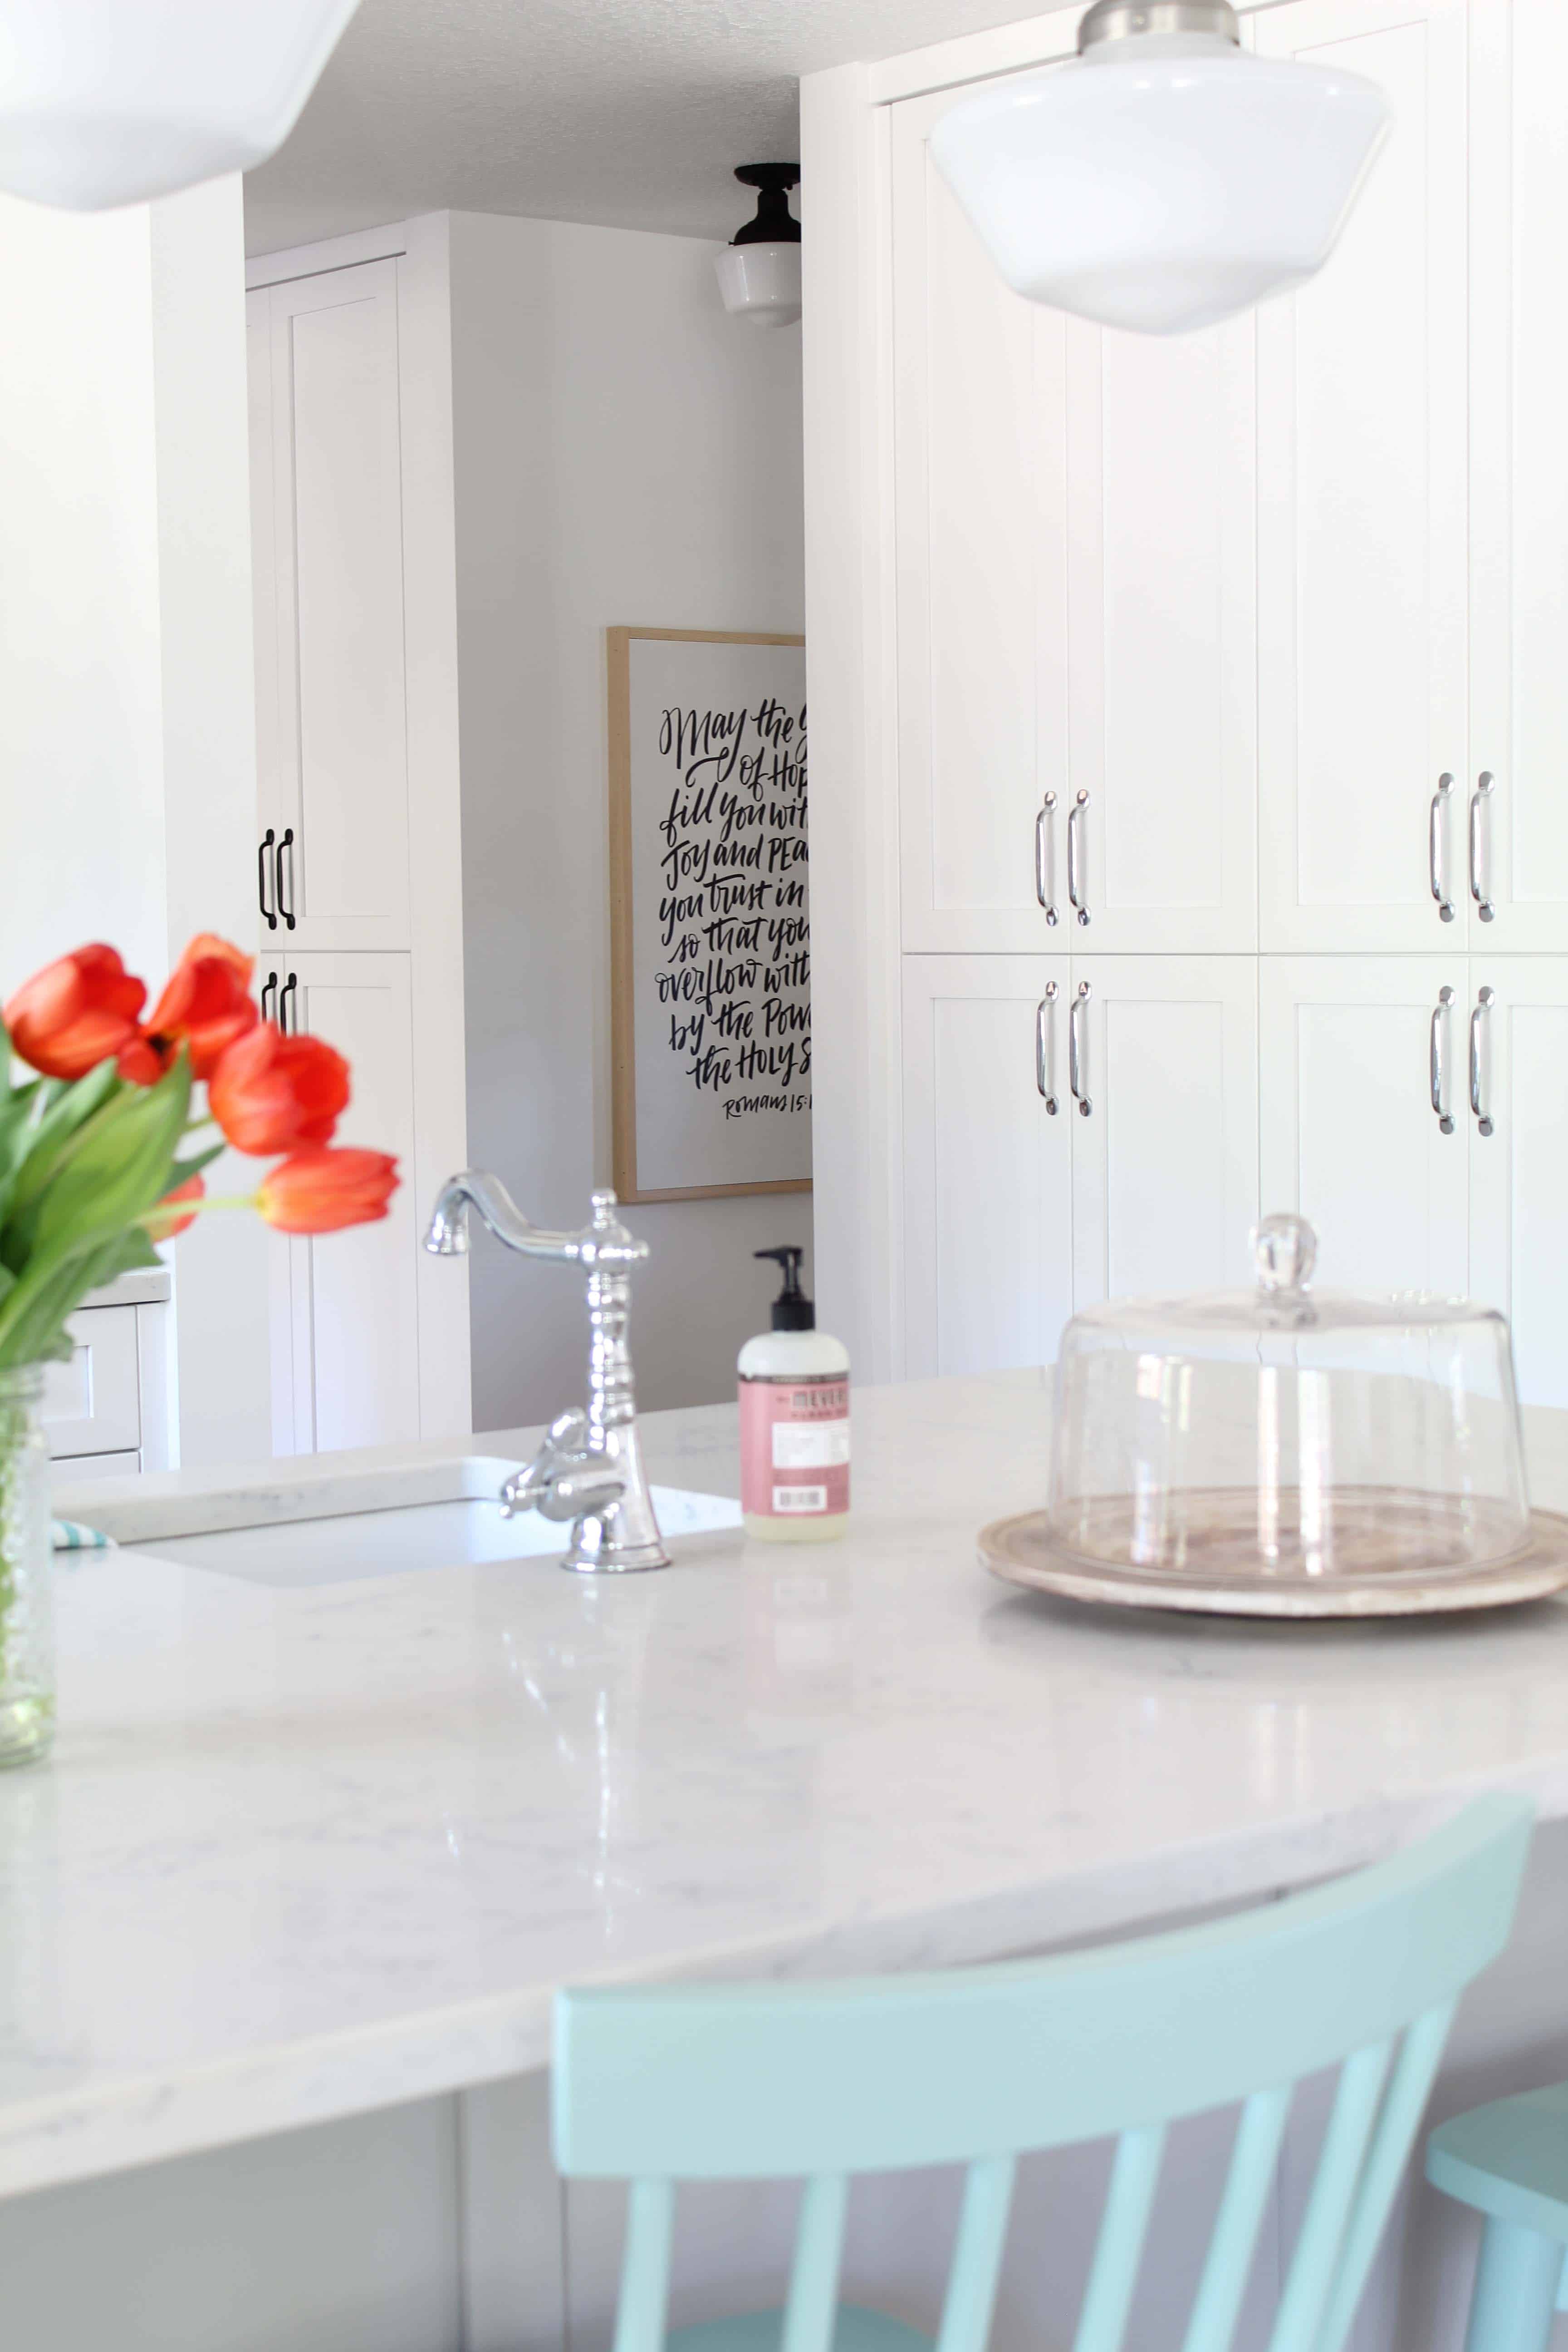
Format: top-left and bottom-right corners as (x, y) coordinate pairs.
(928, 0), (1391, 337)
(0, 0), (360, 212)
(715, 164), (802, 329)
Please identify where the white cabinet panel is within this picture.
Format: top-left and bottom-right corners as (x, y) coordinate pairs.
(246, 286), (282, 951)
(901, 957), (1073, 1378)
(1069, 958), (1258, 1309)
(1064, 318), (1256, 955)
(1259, 958), (1470, 1301)
(1467, 960), (1568, 1408)
(1469, 0), (1568, 950)
(43, 1307), (141, 1460)
(1256, 0), (1469, 952)
(250, 261), (411, 952)
(892, 74), (1255, 958)
(52, 1450), (141, 1484)
(262, 952), (420, 1454)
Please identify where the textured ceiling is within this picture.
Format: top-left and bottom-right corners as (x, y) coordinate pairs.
(243, 0), (1074, 256)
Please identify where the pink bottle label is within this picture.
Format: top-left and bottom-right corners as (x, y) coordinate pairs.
(740, 1377), (850, 1519)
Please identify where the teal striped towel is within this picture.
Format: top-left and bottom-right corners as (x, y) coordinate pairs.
(51, 1519), (115, 1553)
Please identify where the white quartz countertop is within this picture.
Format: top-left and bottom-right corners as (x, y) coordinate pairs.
(7, 1370), (1568, 2199)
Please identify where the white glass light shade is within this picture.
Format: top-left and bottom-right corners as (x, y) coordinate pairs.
(928, 33), (1391, 336)
(715, 243), (802, 329)
(0, 0), (360, 212)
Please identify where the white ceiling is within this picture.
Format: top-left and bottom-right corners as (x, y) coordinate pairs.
(243, 0), (1072, 256)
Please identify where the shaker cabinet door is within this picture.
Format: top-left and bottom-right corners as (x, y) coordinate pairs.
(248, 261), (412, 953)
(1258, 957), (1469, 1299)
(261, 952), (421, 1453)
(901, 956), (1073, 1377)
(892, 74), (1256, 960)
(1255, 0), (1470, 952)
(1466, 960), (1568, 1408)
(1068, 958), (1259, 1311)
(1468, 0), (1568, 950)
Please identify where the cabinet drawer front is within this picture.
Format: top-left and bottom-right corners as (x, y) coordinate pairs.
(52, 1449), (141, 1487)
(44, 1307), (141, 1459)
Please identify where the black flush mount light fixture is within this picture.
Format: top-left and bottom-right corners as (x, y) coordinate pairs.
(715, 163), (802, 328)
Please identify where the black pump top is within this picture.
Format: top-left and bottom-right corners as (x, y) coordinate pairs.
(755, 1245), (814, 1331)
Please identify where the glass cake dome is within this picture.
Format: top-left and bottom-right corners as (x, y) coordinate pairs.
(1047, 1215), (1530, 1588)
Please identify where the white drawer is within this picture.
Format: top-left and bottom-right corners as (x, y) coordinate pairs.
(52, 1448), (141, 1485)
(44, 1307), (141, 1458)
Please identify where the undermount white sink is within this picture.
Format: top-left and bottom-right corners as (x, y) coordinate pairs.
(80, 1455), (741, 1588)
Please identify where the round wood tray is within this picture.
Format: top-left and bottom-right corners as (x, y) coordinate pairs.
(979, 1499), (1568, 1619)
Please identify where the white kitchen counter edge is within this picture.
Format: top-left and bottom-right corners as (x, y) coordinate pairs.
(0, 1781), (1538, 2201)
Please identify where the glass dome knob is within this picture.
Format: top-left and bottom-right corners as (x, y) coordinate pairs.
(1254, 1213), (1317, 1295)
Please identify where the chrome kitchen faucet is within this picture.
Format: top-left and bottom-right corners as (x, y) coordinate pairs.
(423, 1176), (670, 1573)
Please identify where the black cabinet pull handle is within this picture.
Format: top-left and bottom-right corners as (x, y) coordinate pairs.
(279, 973), (298, 1036)
(277, 828), (297, 931)
(260, 971), (279, 1027)
(259, 829), (277, 930)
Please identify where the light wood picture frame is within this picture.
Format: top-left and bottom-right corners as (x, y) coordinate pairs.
(608, 627), (812, 1204)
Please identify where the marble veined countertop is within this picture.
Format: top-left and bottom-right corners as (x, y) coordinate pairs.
(7, 1370), (1568, 2199)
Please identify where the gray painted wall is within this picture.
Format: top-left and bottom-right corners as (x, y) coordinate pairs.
(448, 211), (812, 1429)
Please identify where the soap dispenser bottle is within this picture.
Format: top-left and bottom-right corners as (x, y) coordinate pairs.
(739, 1247), (850, 1542)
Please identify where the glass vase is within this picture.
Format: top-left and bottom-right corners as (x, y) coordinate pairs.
(0, 1367), (53, 1768)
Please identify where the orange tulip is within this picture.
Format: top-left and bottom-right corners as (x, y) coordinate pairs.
(120, 934), (257, 1083)
(256, 1147), (399, 1235)
(209, 1026), (349, 1156)
(5, 944), (147, 1080)
(143, 1173), (204, 1244)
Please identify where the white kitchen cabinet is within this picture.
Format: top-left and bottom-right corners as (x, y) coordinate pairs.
(260, 951), (421, 1454)
(901, 956), (1256, 1377)
(44, 1272), (174, 1481)
(44, 1304), (141, 1462)
(247, 260), (412, 953)
(1259, 958), (1470, 1300)
(1467, 0), (1568, 950)
(1467, 961), (1568, 1408)
(1255, 0), (1470, 954)
(891, 73), (1257, 960)
(246, 220), (470, 1453)
(901, 956), (1073, 1378)
(1068, 958), (1259, 1308)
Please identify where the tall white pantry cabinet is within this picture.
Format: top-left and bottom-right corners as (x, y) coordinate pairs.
(246, 220), (470, 1452)
(804, 0), (1568, 1405)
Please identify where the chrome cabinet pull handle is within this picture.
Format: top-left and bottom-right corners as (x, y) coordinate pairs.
(1469, 773), (1495, 923)
(260, 970), (279, 1027)
(1470, 986), (1494, 1136)
(1069, 980), (1091, 1116)
(1430, 774), (1455, 922)
(1034, 793), (1059, 926)
(1035, 982), (1058, 1114)
(277, 826), (297, 931)
(258, 829), (277, 931)
(1067, 789), (1090, 926)
(279, 972), (299, 1037)
(1430, 985), (1455, 1132)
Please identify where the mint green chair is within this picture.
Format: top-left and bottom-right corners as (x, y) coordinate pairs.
(554, 1796), (1531, 2352)
(1427, 2082), (1568, 2351)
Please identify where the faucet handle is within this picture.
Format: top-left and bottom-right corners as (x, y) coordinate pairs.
(502, 1410), (626, 1524)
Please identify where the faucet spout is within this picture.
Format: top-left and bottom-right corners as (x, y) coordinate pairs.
(424, 1172), (648, 1267)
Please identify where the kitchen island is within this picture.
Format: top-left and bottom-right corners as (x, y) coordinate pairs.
(5, 1368), (1568, 2351)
